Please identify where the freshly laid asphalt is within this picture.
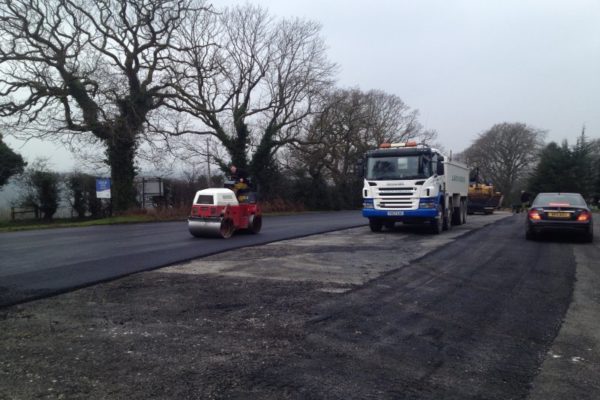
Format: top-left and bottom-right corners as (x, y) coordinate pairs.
(1, 213), (597, 399)
(0, 211), (365, 307)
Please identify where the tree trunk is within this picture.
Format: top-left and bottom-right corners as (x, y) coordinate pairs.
(250, 125), (276, 191)
(230, 139), (248, 170)
(229, 116), (250, 170)
(106, 134), (138, 213)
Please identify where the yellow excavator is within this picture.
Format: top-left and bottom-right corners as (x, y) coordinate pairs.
(467, 168), (503, 215)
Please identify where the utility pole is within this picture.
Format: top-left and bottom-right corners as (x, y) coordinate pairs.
(206, 137), (211, 187)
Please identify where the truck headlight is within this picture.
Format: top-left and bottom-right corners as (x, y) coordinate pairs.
(363, 198), (374, 209)
(419, 198), (436, 209)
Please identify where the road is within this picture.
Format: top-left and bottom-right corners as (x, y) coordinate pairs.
(1, 212), (597, 399)
(0, 211), (364, 307)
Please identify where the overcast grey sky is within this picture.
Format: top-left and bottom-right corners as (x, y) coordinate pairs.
(258, 0), (600, 148)
(5, 0), (600, 170)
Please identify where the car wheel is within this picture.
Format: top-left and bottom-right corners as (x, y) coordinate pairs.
(525, 227), (536, 241)
(585, 228), (594, 243)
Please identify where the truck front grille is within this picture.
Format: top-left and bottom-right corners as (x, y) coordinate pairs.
(375, 186), (418, 210)
(377, 187), (416, 197)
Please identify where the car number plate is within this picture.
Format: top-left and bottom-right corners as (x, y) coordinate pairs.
(547, 212), (570, 219)
(387, 211), (404, 216)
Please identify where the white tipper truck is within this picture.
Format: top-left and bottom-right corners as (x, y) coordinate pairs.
(360, 141), (470, 234)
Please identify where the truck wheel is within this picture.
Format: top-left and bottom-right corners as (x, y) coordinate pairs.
(443, 206), (452, 231)
(431, 207), (443, 234)
(248, 214), (262, 234)
(452, 205), (462, 226)
(369, 219), (383, 232)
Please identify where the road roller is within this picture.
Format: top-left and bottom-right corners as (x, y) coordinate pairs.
(188, 188), (262, 238)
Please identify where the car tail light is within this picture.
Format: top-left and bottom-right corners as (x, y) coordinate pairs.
(528, 210), (542, 220)
(577, 211), (591, 222)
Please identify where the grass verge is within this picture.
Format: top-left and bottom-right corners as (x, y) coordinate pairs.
(0, 214), (182, 233)
(0, 198), (347, 233)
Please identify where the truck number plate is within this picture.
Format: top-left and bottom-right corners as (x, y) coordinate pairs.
(387, 211), (404, 216)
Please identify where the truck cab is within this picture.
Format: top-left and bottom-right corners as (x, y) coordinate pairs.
(361, 141), (469, 233)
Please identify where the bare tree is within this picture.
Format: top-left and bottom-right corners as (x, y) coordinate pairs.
(463, 122), (545, 204)
(0, 0), (208, 211)
(163, 4), (336, 191)
(290, 88), (436, 190)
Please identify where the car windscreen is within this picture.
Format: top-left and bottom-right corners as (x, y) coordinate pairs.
(366, 155), (431, 180)
(532, 193), (586, 207)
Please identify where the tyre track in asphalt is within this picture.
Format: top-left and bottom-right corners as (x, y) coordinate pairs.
(251, 215), (577, 399)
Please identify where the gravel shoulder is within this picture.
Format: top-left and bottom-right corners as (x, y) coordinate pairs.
(161, 213), (509, 289)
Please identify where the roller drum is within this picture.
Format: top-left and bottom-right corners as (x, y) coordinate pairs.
(188, 217), (234, 238)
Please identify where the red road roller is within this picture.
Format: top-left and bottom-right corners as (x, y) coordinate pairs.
(188, 188), (262, 238)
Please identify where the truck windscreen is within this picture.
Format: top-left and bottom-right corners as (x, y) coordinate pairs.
(366, 155), (431, 180)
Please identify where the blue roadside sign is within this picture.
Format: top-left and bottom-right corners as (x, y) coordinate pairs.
(96, 178), (111, 199)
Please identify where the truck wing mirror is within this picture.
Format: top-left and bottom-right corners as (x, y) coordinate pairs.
(437, 160), (445, 175)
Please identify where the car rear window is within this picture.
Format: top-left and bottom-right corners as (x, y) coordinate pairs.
(532, 193), (586, 207)
(195, 195), (214, 205)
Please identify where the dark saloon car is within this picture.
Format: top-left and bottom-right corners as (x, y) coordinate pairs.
(526, 193), (594, 242)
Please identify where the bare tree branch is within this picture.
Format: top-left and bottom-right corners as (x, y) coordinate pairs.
(463, 122), (546, 204)
(159, 4), (336, 191)
(289, 88), (435, 189)
(0, 0), (211, 210)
